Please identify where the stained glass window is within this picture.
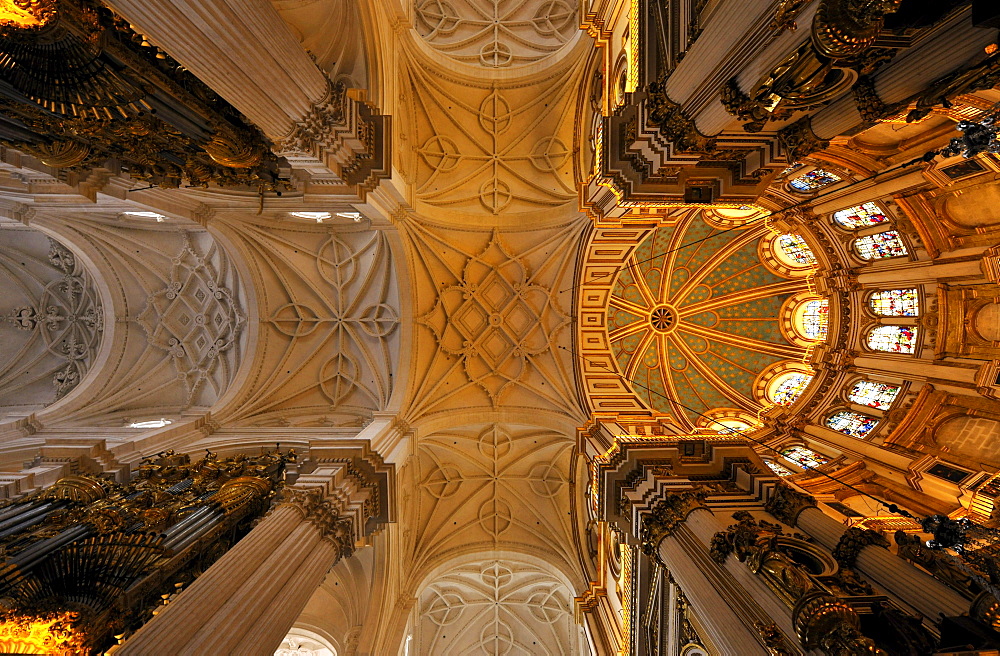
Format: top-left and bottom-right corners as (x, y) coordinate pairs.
(833, 202), (890, 229)
(855, 230), (908, 260)
(867, 325), (918, 354)
(780, 162), (802, 177)
(781, 446), (828, 469)
(827, 410), (879, 438)
(714, 419), (752, 436)
(848, 380), (901, 410)
(869, 289), (919, 316)
(801, 299), (829, 340)
(789, 168), (841, 192)
(771, 372), (814, 405)
(777, 234), (817, 266)
(766, 460), (794, 477)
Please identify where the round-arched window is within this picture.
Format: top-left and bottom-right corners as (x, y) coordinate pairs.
(788, 168), (841, 192)
(869, 289), (918, 316)
(781, 446), (828, 469)
(774, 234), (817, 267)
(866, 325), (917, 354)
(854, 230), (908, 260)
(832, 202), (890, 229)
(848, 380), (901, 410)
(768, 371), (814, 405)
(827, 410), (879, 438)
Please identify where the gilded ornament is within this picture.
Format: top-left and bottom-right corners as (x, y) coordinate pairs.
(639, 488), (708, 555)
(907, 54), (1000, 123)
(778, 116), (830, 162)
(764, 481), (817, 527)
(646, 77), (715, 154)
(831, 527), (888, 567)
(792, 590), (886, 655)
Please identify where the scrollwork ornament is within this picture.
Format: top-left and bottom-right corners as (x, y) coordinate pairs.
(832, 527), (889, 567)
(778, 116), (830, 162)
(793, 591), (886, 655)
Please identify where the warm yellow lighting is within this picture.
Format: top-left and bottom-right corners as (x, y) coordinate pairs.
(986, 43), (998, 56)
(0, 0), (55, 28)
(0, 612), (87, 655)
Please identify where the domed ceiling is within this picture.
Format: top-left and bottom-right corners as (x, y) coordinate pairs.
(596, 211), (816, 429)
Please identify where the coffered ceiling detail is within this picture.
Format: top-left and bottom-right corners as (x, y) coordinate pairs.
(213, 219), (400, 427)
(0, 228), (103, 421)
(397, 56), (583, 223)
(405, 422), (576, 582)
(403, 221), (583, 420)
(413, 555), (579, 655)
(413, 0), (578, 68)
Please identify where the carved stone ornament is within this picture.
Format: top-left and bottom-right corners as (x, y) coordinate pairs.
(721, 78), (793, 133)
(778, 116), (830, 162)
(757, 623), (796, 656)
(638, 488), (708, 555)
(769, 0), (810, 30)
(831, 527), (889, 567)
(646, 78), (716, 154)
(278, 488), (357, 557)
(853, 75), (902, 123)
(273, 77), (347, 157)
(764, 481), (817, 527)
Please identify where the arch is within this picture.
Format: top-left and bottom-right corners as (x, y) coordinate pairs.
(831, 201), (890, 230)
(759, 231), (820, 278)
(826, 409), (879, 438)
(780, 293), (830, 345)
(695, 408), (761, 435)
(275, 628), (337, 656)
(755, 363), (815, 407)
(866, 325), (918, 354)
(846, 379), (901, 410)
(868, 288), (919, 317)
(854, 230), (908, 260)
(934, 415), (1000, 467)
(765, 460), (794, 476)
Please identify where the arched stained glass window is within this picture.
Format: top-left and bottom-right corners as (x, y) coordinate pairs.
(855, 230), (908, 260)
(849, 380), (901, 410)
(770, 372), (814, 405)
(801, 299), (829, 340)
(827, 410), (879, 438)
(833, 202), (890, 229)
(867, 325), (917, 354)
(781, 446), (828, 469)
(713, 419), (752, 435)
(765, 460), (794, 477)
(789, 168), (841, 192)
(869, 289), (918, 316)
(776, 234), (817, 266)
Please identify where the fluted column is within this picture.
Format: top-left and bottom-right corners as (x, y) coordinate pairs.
(768, 484), (968, 619)
(105, 0), (326, 139)
(120, 490), (358, 655)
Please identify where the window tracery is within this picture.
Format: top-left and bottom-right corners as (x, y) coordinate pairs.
(867, 325), (917, 354)
(832, 202), (890, 229)
(848, 380), (901, 410)
(781, 446), (828, 469)
(788, 168), (841, 192)
(800, 299), (829, 340)
(827, 410), (879, 438)
(776, 233), (817, 266)
(869, 289), (918, 316)
(769, 371), (814, 405)
(854, 230), (908, 260)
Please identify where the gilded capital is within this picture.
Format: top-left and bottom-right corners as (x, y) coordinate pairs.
(831, 527), (889, 568)
(639, 488), (709, 555)
(764, 481), (817, 526)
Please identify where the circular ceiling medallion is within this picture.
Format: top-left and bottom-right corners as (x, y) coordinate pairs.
(650, 305), (677, 333)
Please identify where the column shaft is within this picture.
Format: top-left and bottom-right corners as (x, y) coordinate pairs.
(797, 507), (967, 618)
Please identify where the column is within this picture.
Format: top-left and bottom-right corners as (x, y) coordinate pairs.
(106, 0), (325, 139)
(656, 518), (770, 655)
(856, 259), (985, 285)
(119, 491), (355, 655)
(769, 484), (968, 619)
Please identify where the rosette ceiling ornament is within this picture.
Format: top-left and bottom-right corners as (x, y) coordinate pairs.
(0, 0), (288, 190)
